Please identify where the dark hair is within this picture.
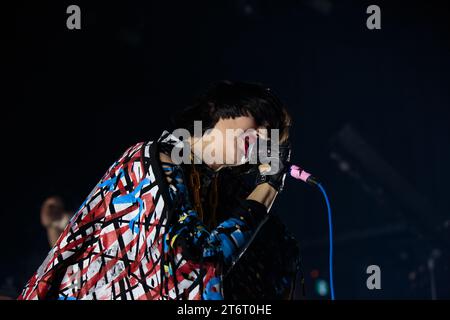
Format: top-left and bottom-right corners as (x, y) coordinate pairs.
(171, 80), (292, 143)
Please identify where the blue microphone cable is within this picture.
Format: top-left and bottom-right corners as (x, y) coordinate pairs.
(289, 165), (335, 300)
(317, 182), (335, 300)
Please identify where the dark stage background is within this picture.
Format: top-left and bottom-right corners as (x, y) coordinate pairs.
(7, 0), (450, 299)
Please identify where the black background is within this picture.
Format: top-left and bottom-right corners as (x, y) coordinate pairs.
(7, 0), (450, 299)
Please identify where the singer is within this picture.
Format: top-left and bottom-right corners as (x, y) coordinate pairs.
(18, 81), (302, 300)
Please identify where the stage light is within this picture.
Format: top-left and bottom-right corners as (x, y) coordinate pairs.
(315, 279), (329, 297)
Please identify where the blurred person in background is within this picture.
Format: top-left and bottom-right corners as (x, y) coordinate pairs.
(0, 196), (72, 299)
(40, 196), (73, 247)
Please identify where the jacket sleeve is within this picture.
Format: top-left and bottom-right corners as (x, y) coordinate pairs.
(161, 164), (268, 300)
(170, 198), (268, 266)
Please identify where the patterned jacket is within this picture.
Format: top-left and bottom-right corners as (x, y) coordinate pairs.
(18, 131), (271, 300)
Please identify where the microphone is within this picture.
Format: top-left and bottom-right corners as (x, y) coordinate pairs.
(289, 164), (320, 186)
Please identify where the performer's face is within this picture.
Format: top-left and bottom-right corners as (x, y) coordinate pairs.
(199, 116), (267, 171)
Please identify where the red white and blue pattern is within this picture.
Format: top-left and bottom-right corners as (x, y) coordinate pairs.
(19, 143), (220, 300)
(18, 131), (268, 300)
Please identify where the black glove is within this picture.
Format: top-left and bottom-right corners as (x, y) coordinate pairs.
(255, 141), (291, 192)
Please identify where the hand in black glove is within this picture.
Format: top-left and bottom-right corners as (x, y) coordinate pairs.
(255, 140), (291, 193)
